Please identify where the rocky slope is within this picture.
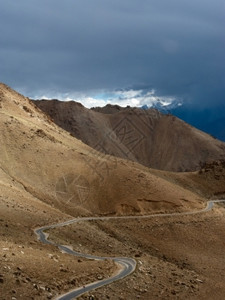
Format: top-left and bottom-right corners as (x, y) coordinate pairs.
(0, 83), (204, 217)
(33, 100), (225, 172)
(1, 83), (225, 300)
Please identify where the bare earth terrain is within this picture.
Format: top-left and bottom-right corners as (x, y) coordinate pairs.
(33, 99), (225, 172)
(0, 83), (225, 299)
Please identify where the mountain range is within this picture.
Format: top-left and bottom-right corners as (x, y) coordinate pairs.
(1, 83), (225, 299)
(33, 99), (225, 172)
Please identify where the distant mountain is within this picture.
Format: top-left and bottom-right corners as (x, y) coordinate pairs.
(33, 99), (225, 172)
(151, 99), (183, 112)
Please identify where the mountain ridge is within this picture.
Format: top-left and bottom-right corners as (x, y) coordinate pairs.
(33, 99), (225, 172)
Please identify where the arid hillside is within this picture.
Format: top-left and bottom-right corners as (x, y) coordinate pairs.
(33, 100), (225, 172)
(1, 83), (225, 300)
(166, 160), (225, 199)
(0, 83), (204, 217)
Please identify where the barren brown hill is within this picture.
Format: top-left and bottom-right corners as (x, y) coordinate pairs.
(159, 160), (225, 199)
(0, 83), (205, 217)
(33, 100), (225, 172)
(1, 83), (225, 299)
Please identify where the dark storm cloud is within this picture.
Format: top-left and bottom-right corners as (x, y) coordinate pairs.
(0, 0), (224, 107)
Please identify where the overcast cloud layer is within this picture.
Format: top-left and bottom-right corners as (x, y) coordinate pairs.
(0, 0), (224, 108)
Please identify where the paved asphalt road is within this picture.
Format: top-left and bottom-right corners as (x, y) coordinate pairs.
(34, 199), (225, 299)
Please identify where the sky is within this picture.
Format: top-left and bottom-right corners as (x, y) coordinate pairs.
(0, 0), (224, 108)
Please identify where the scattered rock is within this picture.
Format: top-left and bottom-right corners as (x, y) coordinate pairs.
(60, 268), (68, 272)
(70, 279), (76, 285)
(135, 253), (141, 258)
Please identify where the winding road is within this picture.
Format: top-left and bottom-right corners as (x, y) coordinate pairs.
(34, 199), (225, 299)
